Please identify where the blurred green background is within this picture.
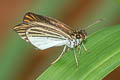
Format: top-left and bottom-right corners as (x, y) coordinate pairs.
(0, 0), (120, 80)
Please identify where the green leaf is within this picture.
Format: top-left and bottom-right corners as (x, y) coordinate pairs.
(37, 25), (120, 80)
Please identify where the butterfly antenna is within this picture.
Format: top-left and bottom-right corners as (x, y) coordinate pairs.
(85, 18), (105, 29)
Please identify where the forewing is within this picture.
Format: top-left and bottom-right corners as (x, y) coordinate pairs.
(24, 12), (73, 39)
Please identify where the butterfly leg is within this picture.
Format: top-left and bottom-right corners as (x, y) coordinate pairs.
(78, 45), (82, 56)
(51, 45), (67, 64)
(82, 43), (88, 52)
(73, 48), (78, 68)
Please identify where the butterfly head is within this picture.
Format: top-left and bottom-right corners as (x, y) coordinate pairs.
(71, 30), (87, 40)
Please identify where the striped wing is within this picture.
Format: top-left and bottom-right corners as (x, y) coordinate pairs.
(23, 12), (73, 35)
(26, 28), (68, 50)
(13, 12), (73, 49)
(25, 24), (69, 50)
(13, 23), (29, 42)
(13, 12), (73, 42)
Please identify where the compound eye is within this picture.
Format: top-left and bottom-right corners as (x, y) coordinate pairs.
(76, 35), (80, 39)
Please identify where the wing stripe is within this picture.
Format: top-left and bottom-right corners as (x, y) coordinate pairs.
(17, 30), (26, 33)
(25, 15), (33, 20)
(30, 14), (38, 20)
(24, 19), (31, 23)
(48, 20), (72, 34)
(29, 23), (72, 39)
(28, 32), (42, 34)
(19, 34), (26, 37)
(30, 36), (66, 40)
(24, 17), (33, 22)
(15, 28), (26, 30)
(30, 28), (63, 37)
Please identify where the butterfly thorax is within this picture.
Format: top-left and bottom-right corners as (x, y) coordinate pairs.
(66, 30), (87, 48)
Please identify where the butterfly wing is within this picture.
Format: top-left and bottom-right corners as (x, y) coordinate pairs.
(23, 12), (73, 39)
(13, 23), (30, 42)
(26, 28), (68, 50)
(13, 12), (73, 49)
(13, 12), (73, 42)
(23, 12), (73, 31)
(27, 37), (68, 50)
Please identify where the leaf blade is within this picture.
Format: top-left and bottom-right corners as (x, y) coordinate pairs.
(37, 25), (120, 80)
